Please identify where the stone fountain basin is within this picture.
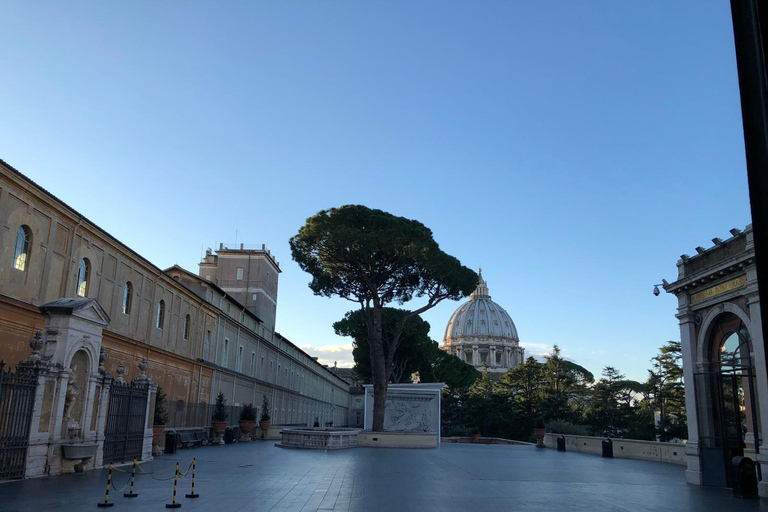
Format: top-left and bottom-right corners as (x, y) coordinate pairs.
(62, 443), (98, 459)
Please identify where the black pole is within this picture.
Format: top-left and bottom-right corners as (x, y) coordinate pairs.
(730, 1), (768, 374)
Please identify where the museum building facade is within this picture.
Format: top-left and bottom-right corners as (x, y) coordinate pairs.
(0, 158), (351, 476)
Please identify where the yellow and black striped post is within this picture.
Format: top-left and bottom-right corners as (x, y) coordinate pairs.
(185, 458), (199, 498)
(96, 463), (115, 507)
(124, 458), (138, 498)
(165, 462), (182, 509)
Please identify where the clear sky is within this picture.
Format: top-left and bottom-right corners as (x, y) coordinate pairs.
(0, 1), (752, 381)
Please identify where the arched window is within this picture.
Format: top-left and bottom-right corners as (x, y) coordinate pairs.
(122, 282), (133, 315)
(13, 226), (31, 271)
(183, 314), (191, 340)
(76, 258), (90, 297)
(156, 300), (165, 329)
(712, 313), (752, 371)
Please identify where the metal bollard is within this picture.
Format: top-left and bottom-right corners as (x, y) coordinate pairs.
(556, 435), (566, 452)
(165, 462), (182, 509)
(97, 463), (115, 507)
(186, 458), (200, 498)
(124, 458), (138, 497)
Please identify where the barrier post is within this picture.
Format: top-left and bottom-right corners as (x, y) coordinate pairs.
(165, 462), (182, 509)
(96, 463), (115, 507)
(124, 458), (139, 497)
(185, 458), (199, 498)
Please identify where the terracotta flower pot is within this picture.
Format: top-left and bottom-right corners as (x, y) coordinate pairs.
(259, 420), (271, 433)
(534, 428), (546, 440)
(471, 433), (480, 442)
(239, 420), (256, 437)
(212, 421), (228, 436)
(152, 425), (166, 445)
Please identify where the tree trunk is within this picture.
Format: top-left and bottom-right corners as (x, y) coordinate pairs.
(368, 306), (388, 431)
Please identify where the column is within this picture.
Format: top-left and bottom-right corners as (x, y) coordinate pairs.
(677, 307), (702, 486)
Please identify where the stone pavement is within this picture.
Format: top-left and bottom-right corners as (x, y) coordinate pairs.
(1, 442), (768, 511)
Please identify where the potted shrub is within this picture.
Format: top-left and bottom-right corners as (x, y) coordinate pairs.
(211, 391), (229, 442)
(470, 426), (480, 442)
(259, 394), (271, 438)
(239, 403), (256, 440)
(152, 386), (168, 446)
(313, 417), (320, 428)
(534, 417), (546, 448)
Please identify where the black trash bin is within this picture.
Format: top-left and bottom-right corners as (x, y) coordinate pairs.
(224, 427), (234, 444)
(556, 435), (566, 452)
(602, 438), (613, 458)
(732, 456), (758, 499)
(165, 430), (177, 454)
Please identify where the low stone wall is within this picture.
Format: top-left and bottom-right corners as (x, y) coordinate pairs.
(358, 431), (438, 449)
(442, 436), (534, 446)
(276, 428), (361, 450)
(543, 433), (686, 465)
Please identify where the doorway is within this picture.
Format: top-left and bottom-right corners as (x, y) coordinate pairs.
(694, 313), (760, 488)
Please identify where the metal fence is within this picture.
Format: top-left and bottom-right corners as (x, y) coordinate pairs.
(103, 382), (149, 464)
(0, 363), (38, 479)
(167, 401), (245, 429)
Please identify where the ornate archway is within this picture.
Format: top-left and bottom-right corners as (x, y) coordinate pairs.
(695, 312), (761, 488)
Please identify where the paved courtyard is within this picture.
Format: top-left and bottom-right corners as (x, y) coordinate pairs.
(1, 442), (767, 511)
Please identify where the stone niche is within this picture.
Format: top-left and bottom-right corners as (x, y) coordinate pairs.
(25, 298), (114, 477)
(362, 383), (445, 438)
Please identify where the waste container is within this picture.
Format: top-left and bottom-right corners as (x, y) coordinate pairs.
(732, 456), (758, 499)
(224, 427), (234, 444)
(602, 438), (613, 458)
(556, 435), (566, 452)
(165, 430), (177, 454)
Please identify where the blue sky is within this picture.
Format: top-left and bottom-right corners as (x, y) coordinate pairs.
(0, 1), (751, 381)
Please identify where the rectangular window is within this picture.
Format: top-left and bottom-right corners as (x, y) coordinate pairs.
(204, 331), (212, 360)
(222, 339), (229, 366)
(252, 293), (258, 301)
(237, 346), (243, 372)
(236, 268), (244, 280)
(250, 352), (256, 376)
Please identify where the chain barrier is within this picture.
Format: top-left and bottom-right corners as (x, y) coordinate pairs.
(96, 459), (199, 507)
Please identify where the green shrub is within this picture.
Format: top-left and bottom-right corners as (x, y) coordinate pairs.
(260, 394), (271, 422)
(153, 386), (168, 426)
(239, 403), (256, 421)
(546, 419), (589, 436)
(212, 391), (228, 422)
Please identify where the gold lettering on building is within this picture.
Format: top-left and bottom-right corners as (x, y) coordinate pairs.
(691, 275), (747, 304)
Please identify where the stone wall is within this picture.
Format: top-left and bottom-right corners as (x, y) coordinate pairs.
(543, 433), (686, 465)
(358, 431), (438, 448)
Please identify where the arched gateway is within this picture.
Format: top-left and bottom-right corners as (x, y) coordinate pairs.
(665, 225), (768, 495)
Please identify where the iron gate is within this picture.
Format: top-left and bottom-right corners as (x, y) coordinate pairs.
(103, 382), (148, 464)
(0, 363), (38, 479)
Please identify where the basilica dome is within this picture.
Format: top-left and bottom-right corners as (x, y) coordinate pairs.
(443, 270), (524, 374)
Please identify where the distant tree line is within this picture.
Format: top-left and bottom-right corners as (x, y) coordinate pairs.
(338, 307), (687, 442)
(444, 342), (687, 442)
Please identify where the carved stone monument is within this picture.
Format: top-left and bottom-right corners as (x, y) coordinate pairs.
(362, 383), (445, 437)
